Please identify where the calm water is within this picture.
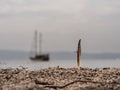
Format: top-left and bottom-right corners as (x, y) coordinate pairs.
(0, 51), (120, 70)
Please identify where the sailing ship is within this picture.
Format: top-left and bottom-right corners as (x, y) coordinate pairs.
(30, 30), (49, 61)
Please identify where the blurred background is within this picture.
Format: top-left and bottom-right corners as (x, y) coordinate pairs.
(0, 0), (120, 69)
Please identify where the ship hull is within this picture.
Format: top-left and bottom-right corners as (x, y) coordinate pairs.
(30, 54), (49, 61)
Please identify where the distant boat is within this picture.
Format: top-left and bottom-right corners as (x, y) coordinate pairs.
(30, 30), (49, 61)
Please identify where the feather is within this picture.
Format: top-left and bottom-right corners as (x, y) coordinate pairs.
(77, 39), (81, 70)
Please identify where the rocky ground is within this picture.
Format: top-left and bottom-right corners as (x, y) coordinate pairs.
(0, 66), (120, 90)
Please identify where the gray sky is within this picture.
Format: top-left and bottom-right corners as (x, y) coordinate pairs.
(0, 0), (120, 53)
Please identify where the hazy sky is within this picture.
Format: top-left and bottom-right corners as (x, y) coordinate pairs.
(0, 0), (120, 53)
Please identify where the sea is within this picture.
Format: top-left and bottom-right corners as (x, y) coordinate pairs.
(0, 50), (120, 70)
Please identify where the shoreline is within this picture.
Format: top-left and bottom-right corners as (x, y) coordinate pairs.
(0, 66), (120, 90)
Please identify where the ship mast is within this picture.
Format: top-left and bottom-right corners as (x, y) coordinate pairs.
(39, 32), (42, 55)
(34, 30), (38, 56)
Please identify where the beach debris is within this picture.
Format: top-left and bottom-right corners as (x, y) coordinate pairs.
(44, 79), (120, 89)
(77, 39), (81, 70)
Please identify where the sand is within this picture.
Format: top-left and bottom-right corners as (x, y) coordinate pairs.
(0, 66), (120, 90)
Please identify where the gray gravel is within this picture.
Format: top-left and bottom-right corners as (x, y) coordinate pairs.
(0, 66), (120, 90)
